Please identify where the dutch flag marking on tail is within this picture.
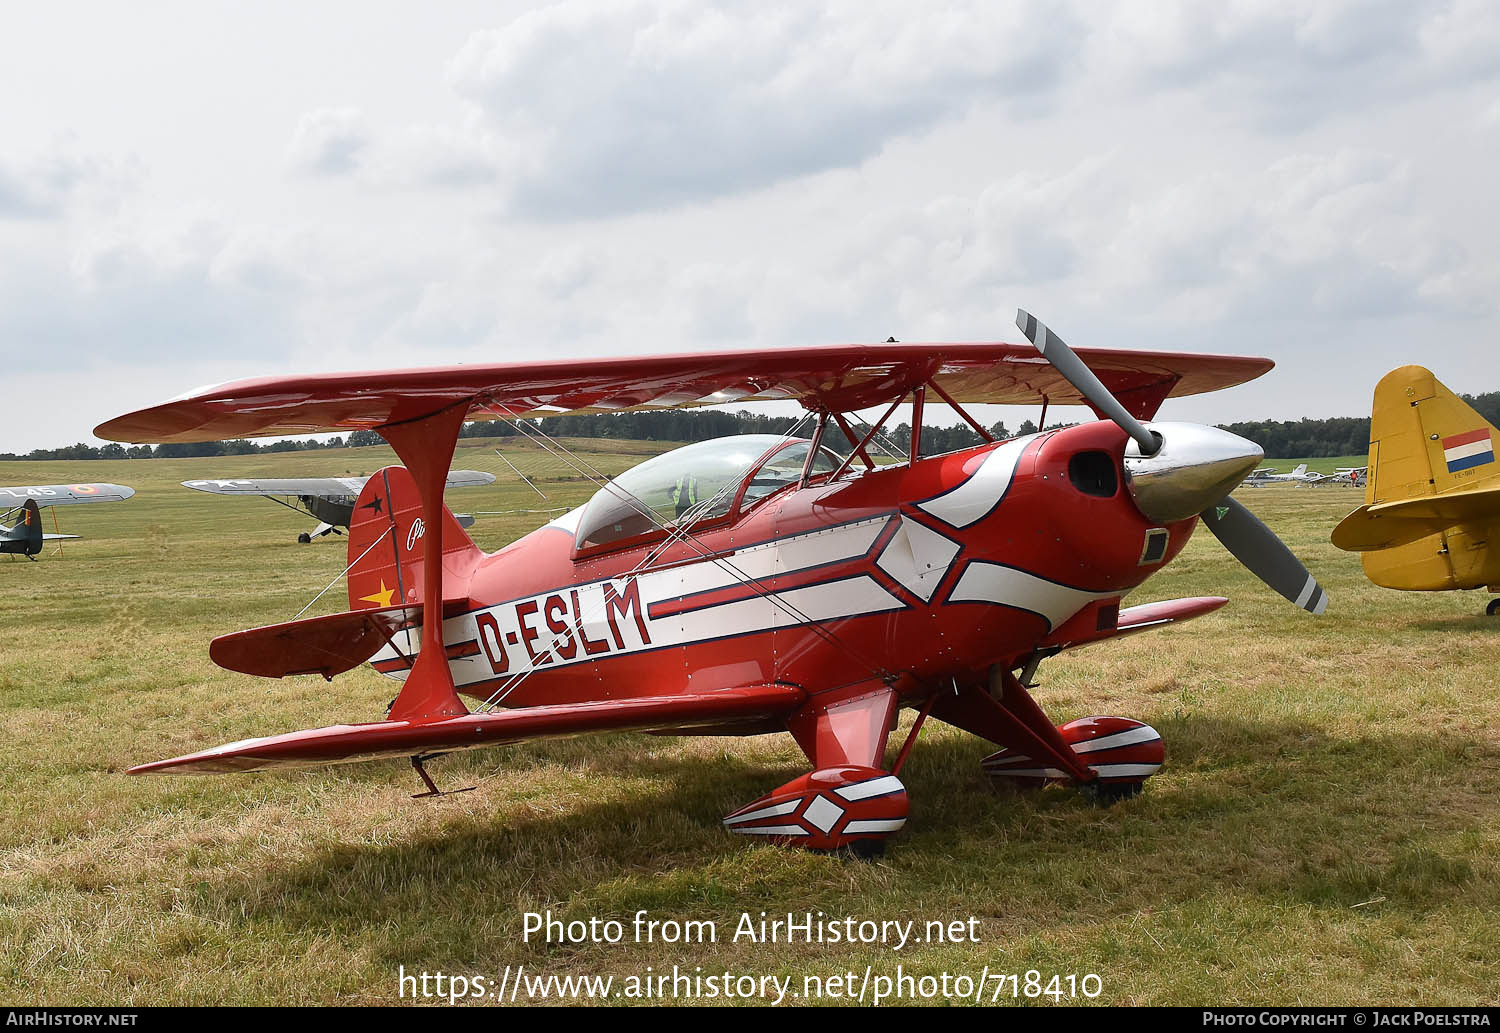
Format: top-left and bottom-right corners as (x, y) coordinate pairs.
(1441, 429), (1495, 473)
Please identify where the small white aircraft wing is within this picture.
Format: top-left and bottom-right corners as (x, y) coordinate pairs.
(182, 470), (495, 499)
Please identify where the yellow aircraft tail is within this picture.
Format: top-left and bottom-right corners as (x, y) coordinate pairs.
(1331, 366), (1500, 591)
(1363, 366), (1497, 504)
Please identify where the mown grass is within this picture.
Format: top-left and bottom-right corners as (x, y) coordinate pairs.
(0, 444), (1496, 1006)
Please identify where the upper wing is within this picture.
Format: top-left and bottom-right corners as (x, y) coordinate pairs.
(97, 343), (1273, 444)
(0, 483), (135, 507)
(182, 477), (366, 497)
(182, 470), (494, 499)
(128, 683), (806, 773)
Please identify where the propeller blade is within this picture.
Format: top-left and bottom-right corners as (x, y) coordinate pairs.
(1199, 496), (1328, 614)
(1015, 309), (1160, 456)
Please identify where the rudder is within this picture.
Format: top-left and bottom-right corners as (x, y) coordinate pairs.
(21, 499), (42, 556)
(347, 466), (482, 613)
(1367, 366), (1499, 505)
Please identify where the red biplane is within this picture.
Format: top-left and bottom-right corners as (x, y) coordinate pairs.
(97, 312), (1327, 854)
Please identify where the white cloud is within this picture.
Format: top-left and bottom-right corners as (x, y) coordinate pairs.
(0, 136), (136, 219)
(286, 107), (372, 175)
(4, 0), (1500, 453)
(435, 0), (1084, 218)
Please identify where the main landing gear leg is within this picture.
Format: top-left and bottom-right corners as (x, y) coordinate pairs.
(723, 681), (907, 856)
(932, 667), (1164, 803)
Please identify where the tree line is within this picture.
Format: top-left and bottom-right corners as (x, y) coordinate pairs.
(5, 389), (1495, 462)
(1219, 390), (1499, 458)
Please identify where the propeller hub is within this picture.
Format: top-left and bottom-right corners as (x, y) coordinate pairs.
(1123, 422), (1264, 524)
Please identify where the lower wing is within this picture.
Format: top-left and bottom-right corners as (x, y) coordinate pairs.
(130, 683), (806, 774)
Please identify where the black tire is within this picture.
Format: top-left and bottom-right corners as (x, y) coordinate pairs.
(841, 838), (887, 861)
(1084, 780), (1143, 806)
(1487, 598), (1500, 617)
(297, 533), (311, 544)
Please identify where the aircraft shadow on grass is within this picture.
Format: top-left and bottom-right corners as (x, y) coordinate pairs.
(199, 716), (1495, 938)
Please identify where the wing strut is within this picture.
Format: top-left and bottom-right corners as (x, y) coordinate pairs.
(379, 403), (471, 722)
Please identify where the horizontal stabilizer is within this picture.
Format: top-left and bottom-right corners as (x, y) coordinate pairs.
(129, 683), (807, 774)
(209, 604), (424, 679)
(1332, 484), (1500, 552)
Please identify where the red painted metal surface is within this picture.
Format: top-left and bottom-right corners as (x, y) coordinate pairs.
(722, 765), (909, 850)
(94, 343), (1272, 444)
(982, 716), (1164, 787)
(209, 604), (421, 679)
(129, 684), (806, 774)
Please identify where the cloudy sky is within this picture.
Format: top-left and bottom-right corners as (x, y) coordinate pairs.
(2, 0), (1498, 452)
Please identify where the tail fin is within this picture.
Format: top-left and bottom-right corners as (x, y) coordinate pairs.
(1366, 366), (1499, 505)
(1291, 464), (1307, 477)
(20, 499), (42, 556)
(347, 466), (482, 612)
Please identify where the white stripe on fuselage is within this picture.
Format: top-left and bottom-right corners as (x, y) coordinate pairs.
(916, 435), (1034, 529)
(948, 561), (1118, 631)
(371, 516), (898, 686)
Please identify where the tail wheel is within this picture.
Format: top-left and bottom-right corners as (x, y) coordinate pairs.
(297, 532), (312, 544)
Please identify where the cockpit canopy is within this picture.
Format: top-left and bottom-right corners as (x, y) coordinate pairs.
(574, 434), (841, 553)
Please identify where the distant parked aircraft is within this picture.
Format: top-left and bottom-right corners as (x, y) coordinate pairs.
(1241, 463), (1326, 485)
(182, 471), (495, 542)
(0, 483), (136, 559)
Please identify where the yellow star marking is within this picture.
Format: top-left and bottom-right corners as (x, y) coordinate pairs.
(360, 580), (395, 607)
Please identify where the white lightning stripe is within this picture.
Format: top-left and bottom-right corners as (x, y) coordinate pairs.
(722, 800), (800, 826)
(1089, 763), (1161, 778)
(1069, 725), (1161, 754)
(835, 775), (905, 802)
(673, 575), (903, 643)
(645, 517), (888, 601)
(949, 562), (1118, 631)
(1294, 574), (1317, 609)
(843, 818), (907, 834)
(729, 825), (808, 836)
(378, 514), (904, 688)
(917, 437), (1032, 529)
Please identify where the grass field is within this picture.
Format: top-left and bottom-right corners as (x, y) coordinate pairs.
(2, 439), (1497, 1006)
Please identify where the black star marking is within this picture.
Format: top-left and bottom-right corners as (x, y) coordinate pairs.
(360, 496), (385, 514)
